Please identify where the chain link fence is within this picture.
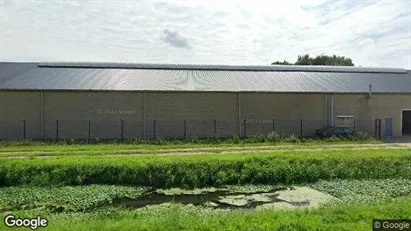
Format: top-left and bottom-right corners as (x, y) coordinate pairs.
(0, 119), (381, 141)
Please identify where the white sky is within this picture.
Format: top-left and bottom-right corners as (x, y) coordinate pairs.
(1, 0), (410, 68)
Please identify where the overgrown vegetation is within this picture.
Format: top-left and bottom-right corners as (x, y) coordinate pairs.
(0, 131), (376, 147)
(0, 139), (409, 230)
(0, 132), (380, 158)
(0, 185), (148, 212)
(1, 149), (410, 188)
(311, 179), (411, 204)
(3, 197), (411, 231)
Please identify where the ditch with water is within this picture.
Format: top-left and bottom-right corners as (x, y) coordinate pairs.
(113, 186), (332, 210)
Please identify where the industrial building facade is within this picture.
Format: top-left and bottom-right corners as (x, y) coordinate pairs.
(1, 62), (411, 140)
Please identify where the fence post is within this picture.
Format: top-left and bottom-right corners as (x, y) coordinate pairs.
(300, 119), (303, 137)
(23, 120), (26, 140)
(213, 120), (217, 137)
(353, 119), (356, 132)
(272, 119), (275, 132)
(56, 120), (59, 141)
(374, 119), (378, 139)
(184, 120), (187, 139)
(374, 118), (383, 140)
(378, 119), (382, 140)
(121, 119), (124, 142)
(243, 119), (247, 138)
(153, 120), (156, 139)
(88, 120), (91, 143)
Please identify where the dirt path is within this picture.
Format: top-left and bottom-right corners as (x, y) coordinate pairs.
(96, 145), (411, 158)
(1, 143), (410, 159)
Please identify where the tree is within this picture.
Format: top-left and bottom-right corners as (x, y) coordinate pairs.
(272, 54), (355, 66)
(295, 54), (312, 65)
(271, 60), (292, 65)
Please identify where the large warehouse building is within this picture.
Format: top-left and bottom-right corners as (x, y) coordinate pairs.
(0, 62), (410, 140)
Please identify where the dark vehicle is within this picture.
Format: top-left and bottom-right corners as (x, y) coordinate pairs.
(315, 126), (354, 138)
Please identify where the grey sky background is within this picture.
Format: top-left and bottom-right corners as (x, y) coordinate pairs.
(0, 0), (410, 68)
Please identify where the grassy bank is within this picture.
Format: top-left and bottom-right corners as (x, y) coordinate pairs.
(1, 149), (410, 187)
(0, 132), (378, 151)
(0, 139), (380, 150)
(3, 197), (411, 231)
(0, 143), (398, 158)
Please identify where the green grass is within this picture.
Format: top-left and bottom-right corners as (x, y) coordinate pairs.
(1, 149), (410, 187)
(3, 197), (411, 231)
(0, 134), (381, 158)
(0, 142), (393, 158)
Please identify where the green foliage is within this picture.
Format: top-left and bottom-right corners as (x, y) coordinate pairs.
(0, 140), (384, 159)
(235, 132), (372, 144)
(319, 132), (374, 142)
(133, 138), (143, 145)
(228, 135), (241, 144)
(271, 54), (355, 66)
(350, 132), (373, 141)
(1, 150), (410, 188)
(6, 197), (411, 231)
(311, 179), (411, 204)
(284, 134), (299, 143)
(0, 132), (377, 148)
(245, 132), (300, 143)
(271, 60), (292, 65)
(154, 137), (166, 145)
(266, 131), (282, 142)
(0, 185), (148, 212)
(245, 134), (267, 143)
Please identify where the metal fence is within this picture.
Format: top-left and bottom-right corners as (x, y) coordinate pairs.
(0, 119), (380, 141)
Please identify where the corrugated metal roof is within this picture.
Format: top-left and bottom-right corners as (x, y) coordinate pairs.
(39, 62), (407, 73)
(1, 62), (410, 93)
(0, 62), (38, 85)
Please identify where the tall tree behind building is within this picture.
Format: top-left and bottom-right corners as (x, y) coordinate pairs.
(272, 54), (355, 66)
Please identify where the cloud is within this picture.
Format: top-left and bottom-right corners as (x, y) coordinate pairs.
(0, 0), (410, 68)
(162, 29), (191, 49)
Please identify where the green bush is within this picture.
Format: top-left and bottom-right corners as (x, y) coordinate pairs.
(187, 137), (200, 144)
(324, 135), (342, 142)
(0, 140), (49, 147)
(319, 132), (375, 143)
(1, 150), (410, 188)
(154, 137), (166, 145)
(229, 135), (241, 144)
(266, 131), (282, 142)
(133, 138), (143, 145)
(350, 132), (374, 141)
(238, 132), (307, 144)
(300, 137), (314, 143)
(246, 134), (267, 143)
